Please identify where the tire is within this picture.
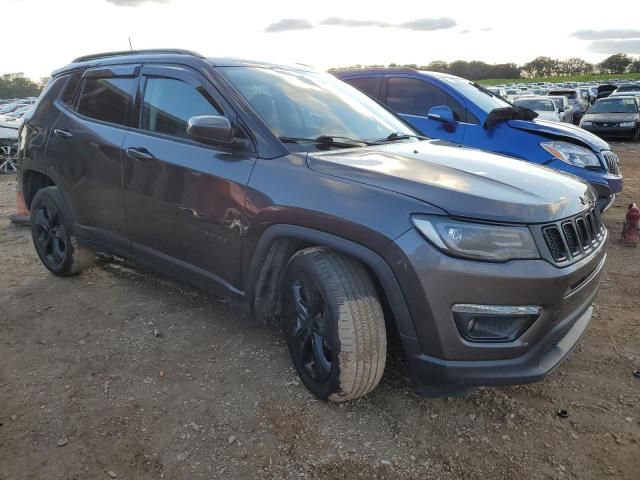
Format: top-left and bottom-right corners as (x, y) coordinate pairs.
(632, 127), (640, 142)
(30, 186), (94, 276)
(281, 247), (387, 402)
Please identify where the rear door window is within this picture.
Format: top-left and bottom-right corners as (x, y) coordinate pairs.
(140, 77), (222, 139)
(344, 76), (382, 99)
(386, 77), (466, 122)
(76, 77), (136, 126)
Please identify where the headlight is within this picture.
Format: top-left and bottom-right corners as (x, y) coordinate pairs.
(581, 121), (593, 126)
(540, 141), (601, 168)
(412, 215), (540, 262)
(619, 122), (635, 128)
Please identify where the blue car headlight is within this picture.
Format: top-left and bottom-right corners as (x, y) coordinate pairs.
(541, 141), (601, 168)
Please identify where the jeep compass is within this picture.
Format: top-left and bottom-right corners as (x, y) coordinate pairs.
(17, 50), (607, 400)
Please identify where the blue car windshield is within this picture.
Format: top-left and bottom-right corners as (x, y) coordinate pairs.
(435, 75), (511, 113)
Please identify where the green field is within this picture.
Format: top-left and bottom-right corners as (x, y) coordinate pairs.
(479, 72), (640, 85)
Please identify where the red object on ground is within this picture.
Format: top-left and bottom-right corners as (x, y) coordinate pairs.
(622, 203), (640, 246)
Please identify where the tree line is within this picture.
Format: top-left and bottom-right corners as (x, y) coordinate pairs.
(0, 73), (48, 99)
(330, 53), (640, 80)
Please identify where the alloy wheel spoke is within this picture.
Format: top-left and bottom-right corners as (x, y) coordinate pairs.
(52, 237), (65, 262)
(310, 333), (331, 379)
(34, 208), (50, 233)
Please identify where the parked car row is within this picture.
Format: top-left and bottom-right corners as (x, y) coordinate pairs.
(14, 50), (620, 401)
(0, 98), (33, 173)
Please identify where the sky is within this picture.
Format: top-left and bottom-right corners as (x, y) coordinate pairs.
(2, 0), (640, 80)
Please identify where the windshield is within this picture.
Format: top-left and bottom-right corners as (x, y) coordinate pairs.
(433, 75), (511, 113)
(217, 66), (415, 147)
(616, 85), (640, 92)
(514, 99), (555, 111)
(589, 98), (638, 114)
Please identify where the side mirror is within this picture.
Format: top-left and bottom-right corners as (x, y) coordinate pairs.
(187, 115), (233, 144)
(427, 105), (455, 123)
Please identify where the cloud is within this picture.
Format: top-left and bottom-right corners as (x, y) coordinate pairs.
(320, 17), (390, 28)
(267, 16), (457, 33)
(398, 17), (457, 31)
(459, 29), (470, 34)
(481, 27), (493, 32)
(571, 29), (640, 40)
(105, 0), (169, 5)
(265, 18), (313, 33)
(587, 39), (640, 54)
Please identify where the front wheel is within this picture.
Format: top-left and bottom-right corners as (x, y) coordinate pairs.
(281, 247), (387, 402)
(632, 127), (640, 142)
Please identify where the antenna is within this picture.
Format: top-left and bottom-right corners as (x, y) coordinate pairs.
(128, 37), (133, 51)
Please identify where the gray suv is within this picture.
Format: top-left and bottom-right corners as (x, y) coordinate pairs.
(17, 50), (607, 401)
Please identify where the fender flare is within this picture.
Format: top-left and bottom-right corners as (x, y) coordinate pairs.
(244, 224), (419, 341)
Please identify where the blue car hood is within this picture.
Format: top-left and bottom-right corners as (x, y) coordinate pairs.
(507, 119), (610, 151)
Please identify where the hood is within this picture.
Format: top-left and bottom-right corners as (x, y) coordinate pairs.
(308, 141), (592, 224)
(507, 118), (610, 151)
(582, 112), (639, 123)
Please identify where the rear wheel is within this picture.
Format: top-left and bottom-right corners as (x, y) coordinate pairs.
(281, 247), (387, 402)
(30, 186), (94, 276)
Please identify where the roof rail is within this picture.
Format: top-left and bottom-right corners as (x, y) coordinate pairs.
(72, 49), (204, 63)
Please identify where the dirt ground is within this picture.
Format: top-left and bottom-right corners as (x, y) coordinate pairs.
(1, 143), (639, 480)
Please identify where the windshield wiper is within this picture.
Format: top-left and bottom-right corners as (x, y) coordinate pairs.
(371, 132), (428, 144)
(279, 135), (372, 148)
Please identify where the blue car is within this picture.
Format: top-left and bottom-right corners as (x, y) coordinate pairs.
(335, 69), (623, 211)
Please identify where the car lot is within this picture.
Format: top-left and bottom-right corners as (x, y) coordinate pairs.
(1, 141), (639, 480)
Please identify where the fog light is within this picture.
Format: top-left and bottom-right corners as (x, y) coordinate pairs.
(452, 304), (542, 342)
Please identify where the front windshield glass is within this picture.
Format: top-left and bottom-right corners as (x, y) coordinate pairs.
(217, 66), (415, 146)
(514, 99), (555, 111)
(427, 75), (511, 113)
(589, 98), (638, 114)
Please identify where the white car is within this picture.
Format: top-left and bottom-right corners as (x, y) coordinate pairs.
(514, 97), (562, 122)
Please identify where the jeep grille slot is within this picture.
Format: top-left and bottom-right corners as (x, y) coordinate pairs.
(562, 222), (581, 256)
(543, 226), (567, 262)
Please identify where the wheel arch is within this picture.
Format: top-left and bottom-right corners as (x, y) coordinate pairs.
(244, 224), (418, 342)
(21, 167), (56, 209)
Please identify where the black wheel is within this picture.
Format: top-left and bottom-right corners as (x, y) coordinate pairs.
(282, 247), (387, 402)
(30, 186), (94, 276)
(632, 127), (640, 142)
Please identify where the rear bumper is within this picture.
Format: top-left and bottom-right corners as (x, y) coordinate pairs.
(384, 228), (606, 395)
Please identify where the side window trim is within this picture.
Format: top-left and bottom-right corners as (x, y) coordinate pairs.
(131, 64), (255, 153)
(68, 64), (141, 129)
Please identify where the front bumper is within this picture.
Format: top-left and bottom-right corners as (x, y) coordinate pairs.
(582, 125), (636, 138)
(384, 227), (606, 395)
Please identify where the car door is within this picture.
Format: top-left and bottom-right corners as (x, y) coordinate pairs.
(122, 65), (256, 291)
(45, 65), (139, 251)
(383, 75), (466, 143)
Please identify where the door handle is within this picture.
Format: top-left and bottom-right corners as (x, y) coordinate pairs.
(53, 128), (73, 139)
(125, 147), (155, 161)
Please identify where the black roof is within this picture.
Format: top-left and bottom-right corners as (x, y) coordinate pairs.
(53, 50), (316, 76)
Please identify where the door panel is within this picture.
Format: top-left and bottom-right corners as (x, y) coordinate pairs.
(45, 71), (138, 248)
(123, 68), (256, 290)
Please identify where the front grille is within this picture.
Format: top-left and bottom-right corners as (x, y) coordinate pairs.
(539, 206), (606, 265)
(595, 122), (617, 128)
(602, 151), (620, 175)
